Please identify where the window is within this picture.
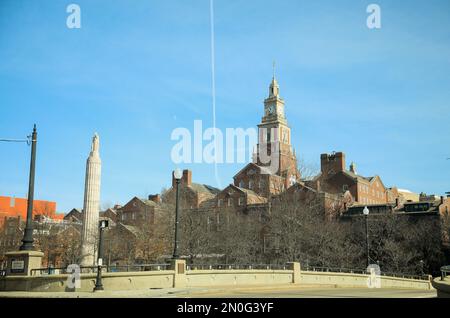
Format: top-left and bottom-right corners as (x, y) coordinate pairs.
(238, 197), (243, 206)
(266, 129), (271, 142)
(227, 198), (232, 207)
(217, 199), (222, 207)
(343, 184), (348, 192)
(239, 180), (244, 188)
(249, 180), (254, 190)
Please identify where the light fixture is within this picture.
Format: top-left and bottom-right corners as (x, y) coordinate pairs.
(174, 168), (182, 180)
(363, 206), (369, 215)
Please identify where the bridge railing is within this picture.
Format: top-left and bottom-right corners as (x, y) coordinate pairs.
(185, 263), (428, 280)
(303, 265), (429, 281)
(30, 263), (171, 276)
(441, 265), (450, 280)
(186, 264), (288, 271)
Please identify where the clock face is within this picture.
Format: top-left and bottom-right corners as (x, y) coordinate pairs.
(268, 105), (275, 115)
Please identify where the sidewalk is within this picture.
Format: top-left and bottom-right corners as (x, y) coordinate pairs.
(0, 284), (334, 298)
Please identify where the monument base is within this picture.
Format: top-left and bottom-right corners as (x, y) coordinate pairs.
(5, 250), (44, 276)
(169, 259), (186, 288)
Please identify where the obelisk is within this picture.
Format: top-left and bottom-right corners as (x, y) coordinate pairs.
(80, 133), (101, 266)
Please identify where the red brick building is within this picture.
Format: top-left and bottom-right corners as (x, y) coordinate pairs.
(0, 196), (64, 229)
(306, 152), (400, 206)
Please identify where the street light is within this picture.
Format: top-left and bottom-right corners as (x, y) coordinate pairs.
(20, 125), (37, 251)
(172, 168), (182, 259)
(419, 260), (424, 277)
(93, 219), (109, 292)
(363, 206), (370, 267)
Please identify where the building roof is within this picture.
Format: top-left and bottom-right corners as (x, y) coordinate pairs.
(233, 163), (274, 180)
(119, 223), (141, 237)
(237, 187), (268, 204)
(190, 183), (221, 195)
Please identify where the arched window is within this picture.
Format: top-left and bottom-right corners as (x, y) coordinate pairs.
(249, 180), (254, 190)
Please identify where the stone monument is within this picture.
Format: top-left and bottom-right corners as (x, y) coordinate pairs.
(80, 133), (102, 266)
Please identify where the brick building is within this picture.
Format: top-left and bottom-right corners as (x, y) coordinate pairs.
(0, 196), (64, 229)
(306, 152), (400, 206)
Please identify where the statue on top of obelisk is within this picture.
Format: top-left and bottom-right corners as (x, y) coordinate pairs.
(80, 133), (101, 266)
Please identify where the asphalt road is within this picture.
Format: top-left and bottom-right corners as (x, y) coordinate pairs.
(0, 285), (437, 298)
(175, 286), (437, 298)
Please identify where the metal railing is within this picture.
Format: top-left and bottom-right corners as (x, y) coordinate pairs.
(185, 264), (429, 281)
(30, 263), (171, 276)
(302, 265), (429, 281)
(186, 264), (288, 271)
(441, 265), (450, 280)
(22, 263), (431, 281)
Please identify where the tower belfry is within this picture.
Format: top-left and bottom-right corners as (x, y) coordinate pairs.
(255, 68), (300, 183)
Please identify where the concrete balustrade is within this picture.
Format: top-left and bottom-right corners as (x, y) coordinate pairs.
(431, 277), (450, 298)
(0, 260), (434, 293)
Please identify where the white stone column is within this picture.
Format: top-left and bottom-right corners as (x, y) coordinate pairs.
(80, 133), (101, 267)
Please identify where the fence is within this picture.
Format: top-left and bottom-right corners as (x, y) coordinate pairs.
(303, 266), (429, 281)
(30, 264), (170, 276)
(27, 262), (429, 281)
(441, 265), (450, 280)
(186, 264), (288, 271)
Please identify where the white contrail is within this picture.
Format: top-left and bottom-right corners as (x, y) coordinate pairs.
(210, 0), (221, 188)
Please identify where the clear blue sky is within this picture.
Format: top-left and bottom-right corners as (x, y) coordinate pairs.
(1, 0), (449, 213)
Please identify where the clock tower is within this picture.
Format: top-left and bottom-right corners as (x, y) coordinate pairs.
(255, 75), (300, 185)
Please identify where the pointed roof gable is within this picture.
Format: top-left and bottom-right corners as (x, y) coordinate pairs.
(233, 163), (273, 180)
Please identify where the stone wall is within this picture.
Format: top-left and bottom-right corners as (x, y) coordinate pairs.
(0, 261), (433, 292)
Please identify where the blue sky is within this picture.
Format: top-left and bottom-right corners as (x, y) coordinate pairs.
(1, 0), (449, 212)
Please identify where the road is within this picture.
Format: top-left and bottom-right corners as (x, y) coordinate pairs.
(0, 285), (436, 298)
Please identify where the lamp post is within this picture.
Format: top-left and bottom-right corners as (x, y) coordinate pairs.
(172, 168), (182, 259)
(93, 219), (109, 292)
(363, 206), (370, 267)
(20, 125), (37, 251)
(419, 260), (424, 277)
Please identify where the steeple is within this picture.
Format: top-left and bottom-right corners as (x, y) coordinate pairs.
(269, 77), (279, 97)
(269, 60), (279, 97)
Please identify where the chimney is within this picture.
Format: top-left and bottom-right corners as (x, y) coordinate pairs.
(320, 152), (346, 176)
(148, 194), (160, 204)
(182, 169), (192, 187)
(172, 169), (193, 188)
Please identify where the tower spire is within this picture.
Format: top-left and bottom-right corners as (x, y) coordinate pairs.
(269, 61), (279, 97)
(273, 60), (276, 79)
